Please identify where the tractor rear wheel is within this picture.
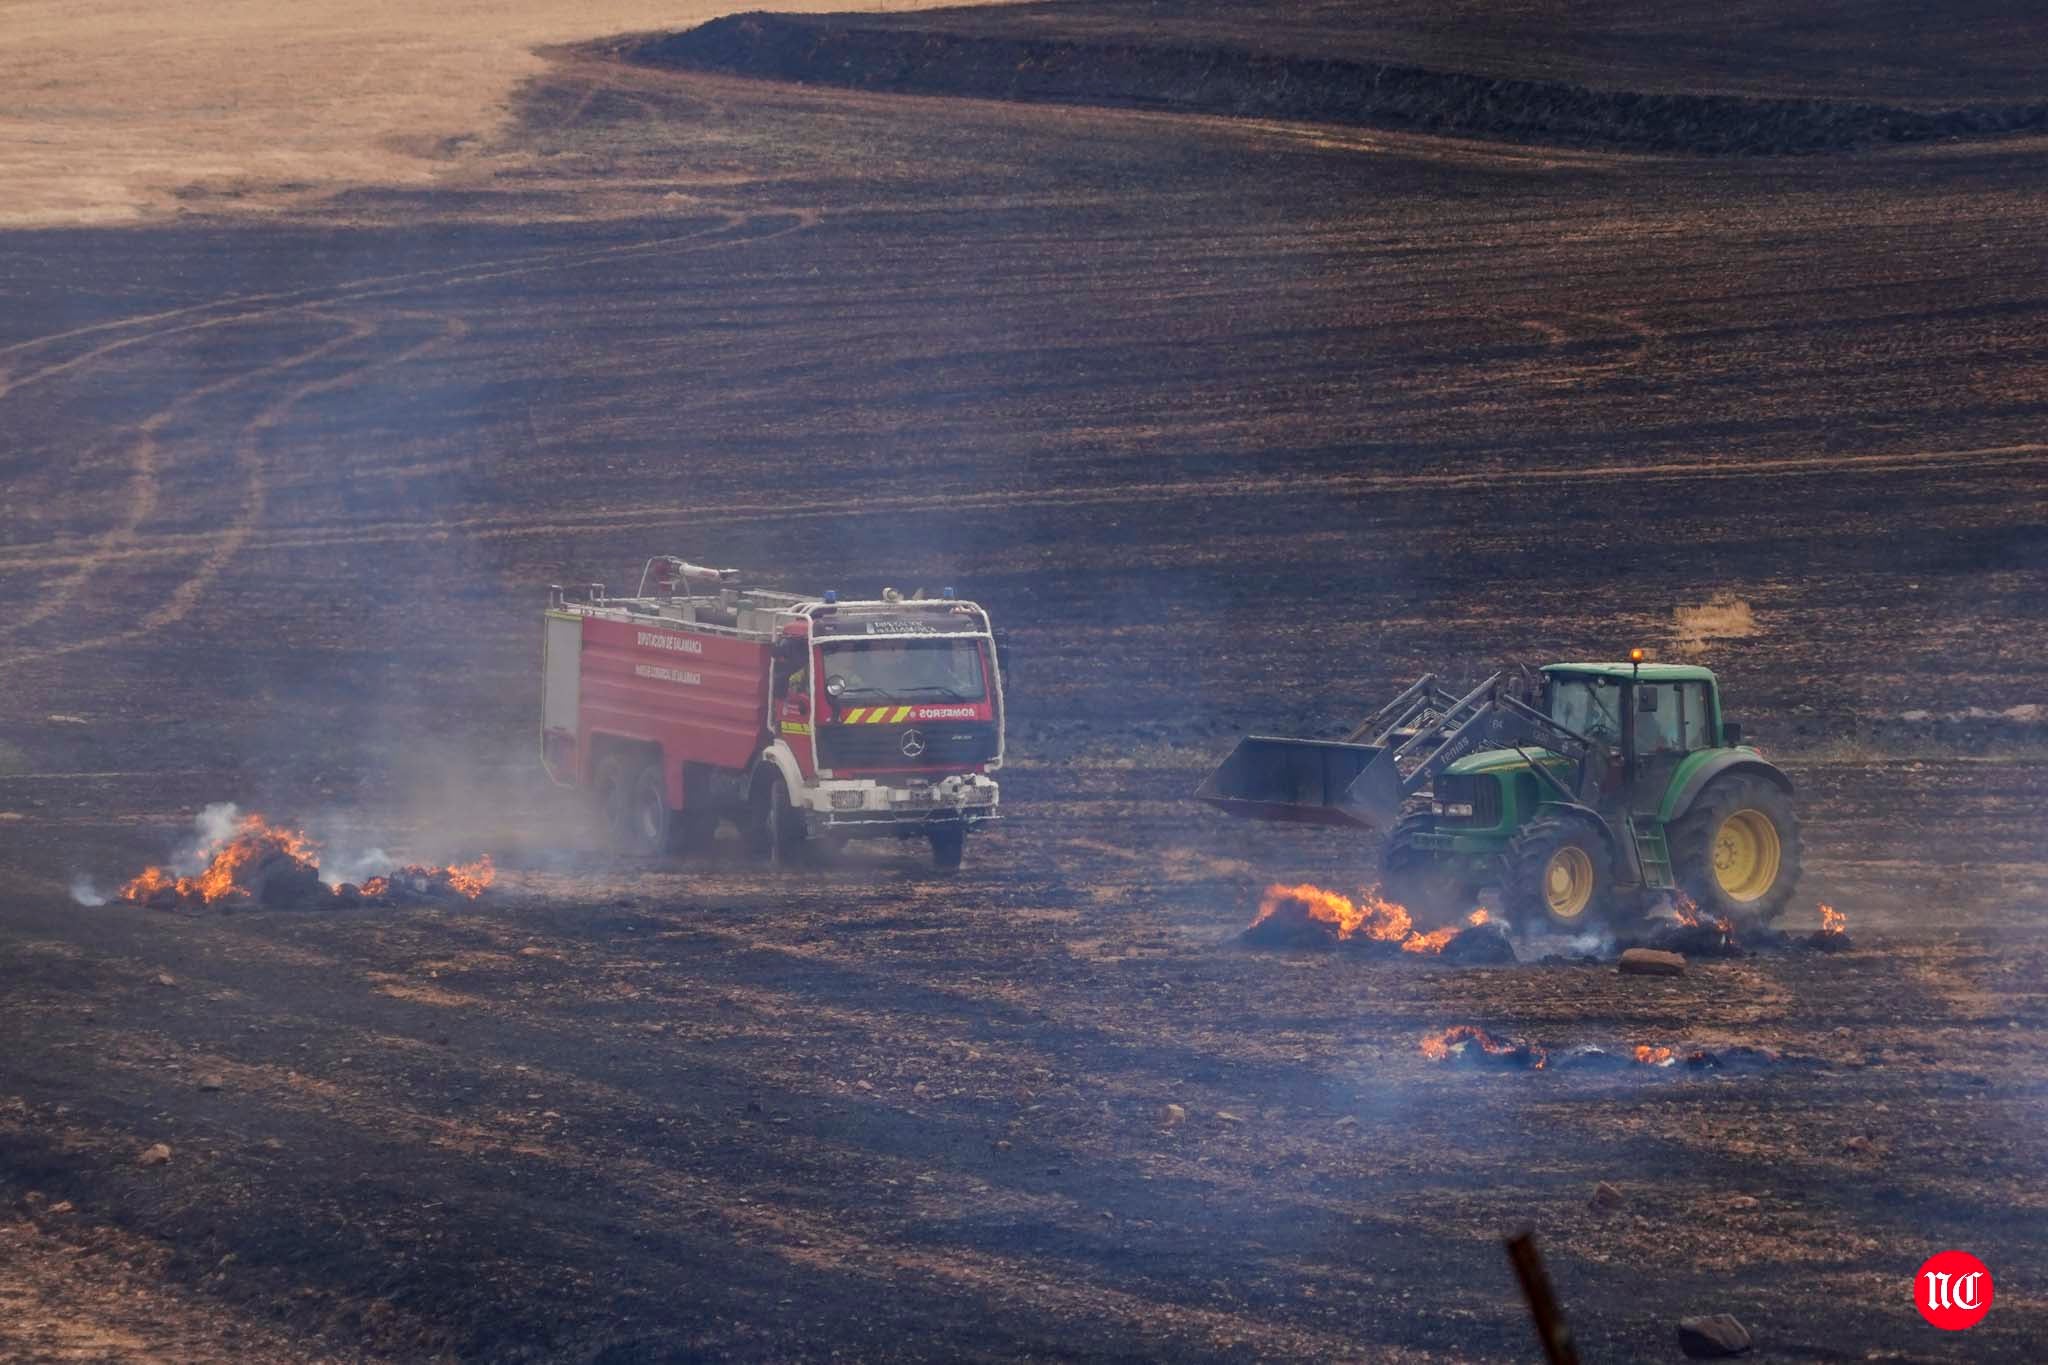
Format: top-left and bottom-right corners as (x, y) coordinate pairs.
(1381, 813), (1479, 926)
(1502, 814), (1616, 933)
(1669, 774), (1801, 926)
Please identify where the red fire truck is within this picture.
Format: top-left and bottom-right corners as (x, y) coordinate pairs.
(542, 557), (1003, 869)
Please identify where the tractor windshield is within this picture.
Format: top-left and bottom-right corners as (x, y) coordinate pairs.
(821, 638), (987, 702)
(1549, 676), (1623, 744)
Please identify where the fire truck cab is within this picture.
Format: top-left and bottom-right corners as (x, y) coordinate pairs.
(542, 557), (1003, 869)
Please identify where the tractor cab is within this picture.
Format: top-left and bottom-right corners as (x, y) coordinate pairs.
(1541, 662), (1722, 812)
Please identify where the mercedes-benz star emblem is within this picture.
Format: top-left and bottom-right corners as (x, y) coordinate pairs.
(899, 729), (926, 758)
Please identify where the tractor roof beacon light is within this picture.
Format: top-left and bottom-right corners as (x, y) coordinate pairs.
(1629, 646), (1645, 680)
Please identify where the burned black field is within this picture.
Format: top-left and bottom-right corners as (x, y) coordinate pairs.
(3, 2), (2048, 1359)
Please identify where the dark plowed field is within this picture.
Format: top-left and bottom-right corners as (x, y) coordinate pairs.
(2, 4), (2045, 1359)
(633, 4), (2048, 155)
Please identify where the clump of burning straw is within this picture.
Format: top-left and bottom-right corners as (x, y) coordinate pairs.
(92, 804), (493, 912)
(1636, 894), (1851, 956)
(1419, 1027), (1807, 1074)
(1241, 882), (1505, 958)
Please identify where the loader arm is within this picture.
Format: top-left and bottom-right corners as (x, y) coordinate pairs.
(1199, 669), (1607, 832)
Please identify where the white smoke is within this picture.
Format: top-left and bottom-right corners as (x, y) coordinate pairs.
(69, 876), (107, 907)
(174, 801), (245, 874)
(318, 846), (396, 888)
(1566, 929), (1616, 956)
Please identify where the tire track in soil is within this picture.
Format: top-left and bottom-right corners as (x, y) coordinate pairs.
(0, 313), (467, 670)
(0, 204), (805, 402)
(0, 318), (375, 644)
(0, 438), (2038, 576)
(0, 205), (819, 663)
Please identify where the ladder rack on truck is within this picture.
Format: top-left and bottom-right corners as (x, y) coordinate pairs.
(542, 556), (1004, 870)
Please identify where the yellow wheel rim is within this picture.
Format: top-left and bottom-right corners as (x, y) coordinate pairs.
(1543, 846), (1595, 919)
(1713, 808), (1782, 902)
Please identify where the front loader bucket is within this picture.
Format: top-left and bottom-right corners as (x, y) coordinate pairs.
(1195, 736), (1405, 831)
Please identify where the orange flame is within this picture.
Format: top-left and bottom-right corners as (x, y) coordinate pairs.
(1419, 1025), (1545, 1068)
(1819, 903), (1846, 935)
(1632, 1044), (1675, 1066)
(118, 812), (319, 906)
(116, 813), (493, 907)
(445, 856), (496, 899)
(1248, 883), (1484, 954)
(1670, 891), (1701, 926)
(359, 855), (497, 901)
(1401, 925), (1460, 954)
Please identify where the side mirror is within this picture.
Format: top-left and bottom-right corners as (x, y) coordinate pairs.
(1723, 722), (1744, 746)
(824, 675), (847, 700)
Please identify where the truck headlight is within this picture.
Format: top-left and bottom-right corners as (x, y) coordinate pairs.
(1438, 802), (1474, 818)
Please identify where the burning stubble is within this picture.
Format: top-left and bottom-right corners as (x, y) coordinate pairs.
(1243, 881), (1489, 953)
(93, 804), (492, 911)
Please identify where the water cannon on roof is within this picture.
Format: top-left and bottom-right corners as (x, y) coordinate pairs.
(640, 556), (740, 598)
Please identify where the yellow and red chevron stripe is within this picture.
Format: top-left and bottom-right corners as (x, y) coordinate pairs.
(840, 706), (915, 724)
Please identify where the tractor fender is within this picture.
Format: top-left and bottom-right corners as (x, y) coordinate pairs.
(1659, 750), (1793, 824)
(1531, 799), (1624, 859)
(746, 741), (806, 810)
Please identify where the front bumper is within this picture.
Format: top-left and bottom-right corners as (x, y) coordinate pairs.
(801, 773), (1000, 836)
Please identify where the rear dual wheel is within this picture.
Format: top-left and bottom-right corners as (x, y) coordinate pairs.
(597, 756), (715, 856)
(598, 757), (671, 856)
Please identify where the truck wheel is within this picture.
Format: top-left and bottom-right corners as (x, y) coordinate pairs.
(748, 769), (806, 866)
(594, 756), (628, 848)
(1381, 813), (1479, 925)
(619, 760), (671, 857)
(929, 824), (965, 872)
(1502, 814), (1615, 933)
(1669, 774), (1802, 926)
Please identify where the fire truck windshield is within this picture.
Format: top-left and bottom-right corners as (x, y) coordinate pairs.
(821, 639), (986, 702)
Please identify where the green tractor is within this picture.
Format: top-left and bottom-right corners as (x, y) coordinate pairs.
(1197, 660), (1799, 932)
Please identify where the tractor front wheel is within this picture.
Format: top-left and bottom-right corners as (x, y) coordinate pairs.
(1381, 813), (1480, 926)
(1669, 775), (1802, 926)
(1502, 815), (1616, 933)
